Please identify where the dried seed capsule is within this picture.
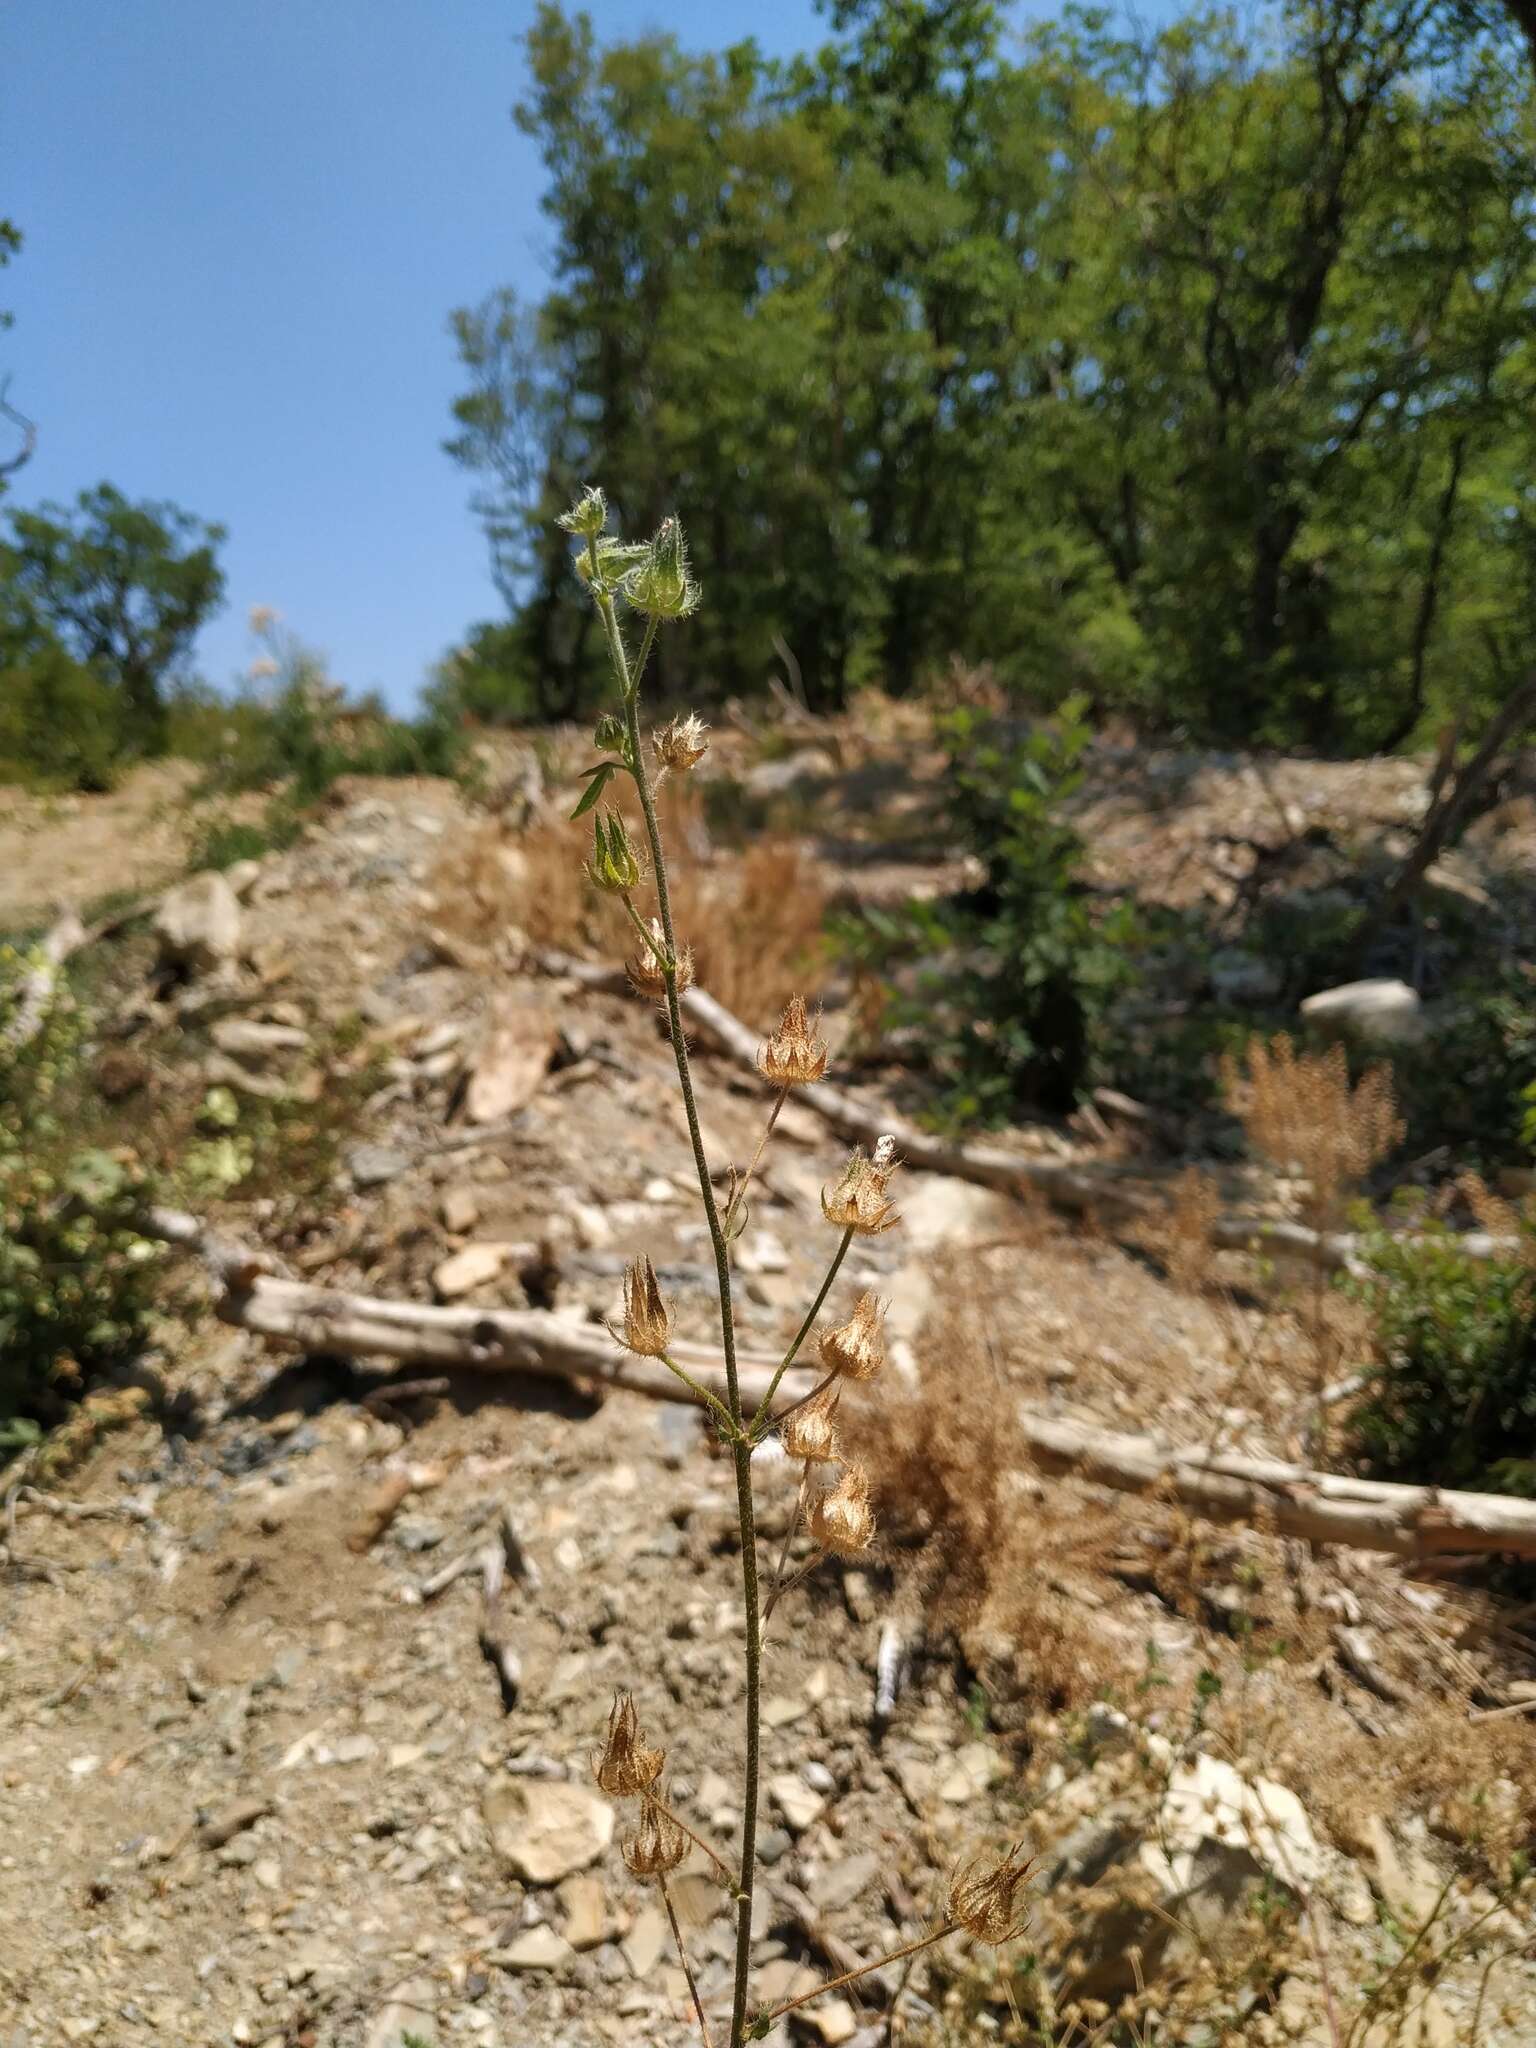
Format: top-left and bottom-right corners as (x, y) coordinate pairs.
(818, 1293), (885, 1383)
(620, 1254), (673, 1358)
(622, 1794), (689, 1878)
(808, 1463), (875, 1556)
(948, 1842), (1036, 1944)
(780, 1386), (842, 1464)
(821, 1149), (900, 1236)
(593, 1691), (664, 1798)
(757, 995), (829, 1088)
(625, 917), (695, 999)
(652, 713), (709, 774)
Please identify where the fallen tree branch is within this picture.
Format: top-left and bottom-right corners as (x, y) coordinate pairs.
(202, 1266), (1536, 1561)
(532, 951), (1516, 1275)
(1017, 1411), (1536, 1562)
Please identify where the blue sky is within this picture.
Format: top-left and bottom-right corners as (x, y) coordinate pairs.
(6, 2), (834, 707)
(7, 0), (1133, 709)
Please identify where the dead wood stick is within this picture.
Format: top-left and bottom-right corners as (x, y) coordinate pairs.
(532, 951), (1515, 1275)
(212, 1269), (1536, 1562)
(1019, 1412), (1536, 1562)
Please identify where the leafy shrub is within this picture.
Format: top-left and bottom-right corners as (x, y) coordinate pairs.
(0, 644), (126, 792)
(838, 697), (1134, 1122)
(1351, 1219), (1536, 1499)
(0, 946), (163, 1440)
(1391, 973), (1536, 1176)
(423, 616), (545, 728)
(185, 806), (301, 873)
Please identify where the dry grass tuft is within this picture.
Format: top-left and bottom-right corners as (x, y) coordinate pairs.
(432, 781), (826, 1024)
(860, 1249), (1119, 1716)
(1221, 1034), (1403, 1225)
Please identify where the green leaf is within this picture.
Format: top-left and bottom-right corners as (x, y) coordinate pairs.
(569, 761), (617, 820)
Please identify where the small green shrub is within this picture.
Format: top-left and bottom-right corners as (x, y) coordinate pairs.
(837, 697), (1135, 1123)
(0, 645), (126, 792)
(186, 805), (301, 872)
(1351, 1217), (1536, 1499)
(0, 948), (164, 1436)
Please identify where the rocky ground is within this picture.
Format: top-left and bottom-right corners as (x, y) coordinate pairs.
(3, 722), (1536, 2048)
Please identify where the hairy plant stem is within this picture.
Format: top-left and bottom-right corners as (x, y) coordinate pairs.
(724, 1086), (787, 1237)
(749, 1228), (853, 1433)
(660, 1872), (715, 2048)
(755, 1923), (958, 2026)
(657, 1350), (736, 1436)
(597, 574), (761, 2048)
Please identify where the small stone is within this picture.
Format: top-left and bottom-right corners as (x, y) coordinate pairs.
(810, 1998), (860, 2044)
(211, 1017), (309, 1058)
(349, 1144), (413, 1189)
(809, 1850), (880, 1914)
(330, 1733), (377, 1765)
(433, 1241), (514, 1299)
(557, 1872), (608, 1951)
(769, 1773), (825, 1832)
(440, 1186), (480, 1234)
(938, 1740), (1005, 1803)
(755, 1828), (793, 1868)
(253, 1856), (282, 1891)
(762, 1694), (808, 1729)
(622, 1904), (667, 1978)
(489, 1925), (573, 1973)
(483, 1778), (614, 1884)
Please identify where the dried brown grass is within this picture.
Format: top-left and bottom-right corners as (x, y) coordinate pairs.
(1221, 1034), (1404, 1227)
(859, 1246), (1119, 1716)
(431, 781), (827, 1024)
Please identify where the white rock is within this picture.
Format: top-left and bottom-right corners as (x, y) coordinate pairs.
(622, 1903), (667, 1978)
(769, 1772), (825, 1832)
(1299, 977), (1423, 1044)
(482, 1777), (614, 1884)
(811, 1999), (861, 2045)
(938, 1740), (1007, 1803)
(432, 1241), (514, 1299)
(155, 871), (243, 975)
(490, 1924), (573, 1972)
(465, 999), (557, 1123)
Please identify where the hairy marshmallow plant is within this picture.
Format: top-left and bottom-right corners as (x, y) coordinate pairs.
(558, 488), (1032, 2046)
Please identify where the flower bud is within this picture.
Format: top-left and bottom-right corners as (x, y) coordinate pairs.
(585, 810), (643, 895)
(808, 1463), (875, 1556)
(622, 1794), (689, 1878)
(557, 485), (608, 538)
(618, 1253), (673, 1358)
(818, 1292), (885, 1382)
(627, 516), (701, 622)
(780, 1386), (842, 1464)
(593, 711), (628, 755)
(757, 995), (829, 1089)
(594, 1691), (664, 1798)
(625, 918), (694, 1000)
(948, 1843), (1036, 1944)
(821, 1149), (900, 1235)
(652, 713), (709, 775)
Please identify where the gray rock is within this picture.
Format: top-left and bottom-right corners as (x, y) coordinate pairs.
(348, 1143), (414, 1189)
(1209, 948), (1283, 1004)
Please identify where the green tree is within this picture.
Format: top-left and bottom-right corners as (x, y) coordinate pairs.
(449, 1), (1536, 747)
(1, 483), (226, 750)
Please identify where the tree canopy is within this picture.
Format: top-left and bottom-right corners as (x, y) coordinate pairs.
(448, 0), (1536, 749)
(1, 483), (226, 752)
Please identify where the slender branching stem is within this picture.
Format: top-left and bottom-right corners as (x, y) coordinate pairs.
(749, 1228), (853, 1433)
(766, 1370), (837, 1437)
(621, 893), (672, 969)
(597, 576), (761, 2048)
(724, 1086), (787, 1237)
(648, 1796), (736, 1887)
(762, 1460), (811, 1620)
(660, 1872), (715, 2048)
(657, 1352), (737, 1436)
(754, 1924), (958, 2026)
(761, 1548), (828, 1624)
